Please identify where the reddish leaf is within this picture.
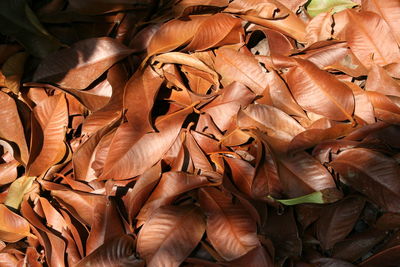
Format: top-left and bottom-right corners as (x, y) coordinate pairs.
(137, 205), (205, 267)
(262, 207), (301, 261)
(228, 245), (274, 267)
(124, 66), (163, 133)
(331, 148), (400, 212)
(365, 63), (400, 97)
(33, 37), (133, 89)
(137, 172), (215, 224)
(202, 82), (255, 132)
(227, 0), (307, 42)
(198, 187), (260, 261)
(362, 0), (400, 45)
(97, 105), (193, 180)
(359, 245), (400, 267)
(345, 10), (400, 68)
(76, 235), (144, 267)
(333, 230), (387, 262)
(278, 151), (337, 198)
(285, 58), (355, 121)
(27, 93), (68, 177)
(316, 196), (365, 250)
(86, 198), (126, 255)
(123, 163), (162, 225)
(0, 92), (29, 165)
(237, 104), (305, 142)
(0, 204), (32, 242)
(51, 189), (107, 225)
(215, 47), (269, 95)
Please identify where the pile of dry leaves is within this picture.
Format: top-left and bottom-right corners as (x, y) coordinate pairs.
(0, 0), (399, 266)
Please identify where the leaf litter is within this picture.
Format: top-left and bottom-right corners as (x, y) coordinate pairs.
(0, 0), (399, 266)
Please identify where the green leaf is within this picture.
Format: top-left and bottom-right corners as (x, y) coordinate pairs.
(306, 0), (357, 17)
(269, 188), (343, 205)
(5, 176), (35, 209)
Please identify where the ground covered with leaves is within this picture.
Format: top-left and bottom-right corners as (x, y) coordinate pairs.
(0, 0), (400, 266)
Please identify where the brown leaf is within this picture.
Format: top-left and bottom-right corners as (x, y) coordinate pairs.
(365, 63), (400, 97)
(345, 10), (400, 69)
(124, 66), (163, 132)
(69, 0), (153, 15)
(172, 0), (229, 17)
(182, 13), (243, 52)
(0, 159), (19, 186)
(33, 37), (133, 89)
(285, 58), (355, 121)
(215, 47), (269, 95)
(362, 0), (400, 45)
(97, 105), (193, 180)
(51, 189), (107, 225)
(261, 70), (306, 118)
(344, 81), (375, 124)
(359, 245), (400, 266)
(0, 92), (29, 165)
(27, 93), (68, 177)
(123, 163), (162, 225)
(316, 196), (365, 250)
(0, 204), (32, 242)
(331, 148), (400, 212)
(305, 12), (333, 44)
(86, 198), (125, 255)
(137, 172), (215, 224)
(227, 0), (307, 42)
(333, 230), (387, 262)
(226, 156), (255, 197)
(263, 207), (301, 261)
(288, 123), (355, 153)
(76, 235), (144, 267)
(199, 187), (260, 261)
(237, 104), (305, 142)
(202, 82), (255, 131)
(278, 151), (337, 198)
(137, 205), (205, 267)
(82, 62), (129, 135)
(228, 245), (274, 267)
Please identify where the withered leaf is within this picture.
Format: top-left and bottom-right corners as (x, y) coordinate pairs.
(137, 205), (205, 267)
(199, 187), (260, 261)
(33, 37), (133, 89)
